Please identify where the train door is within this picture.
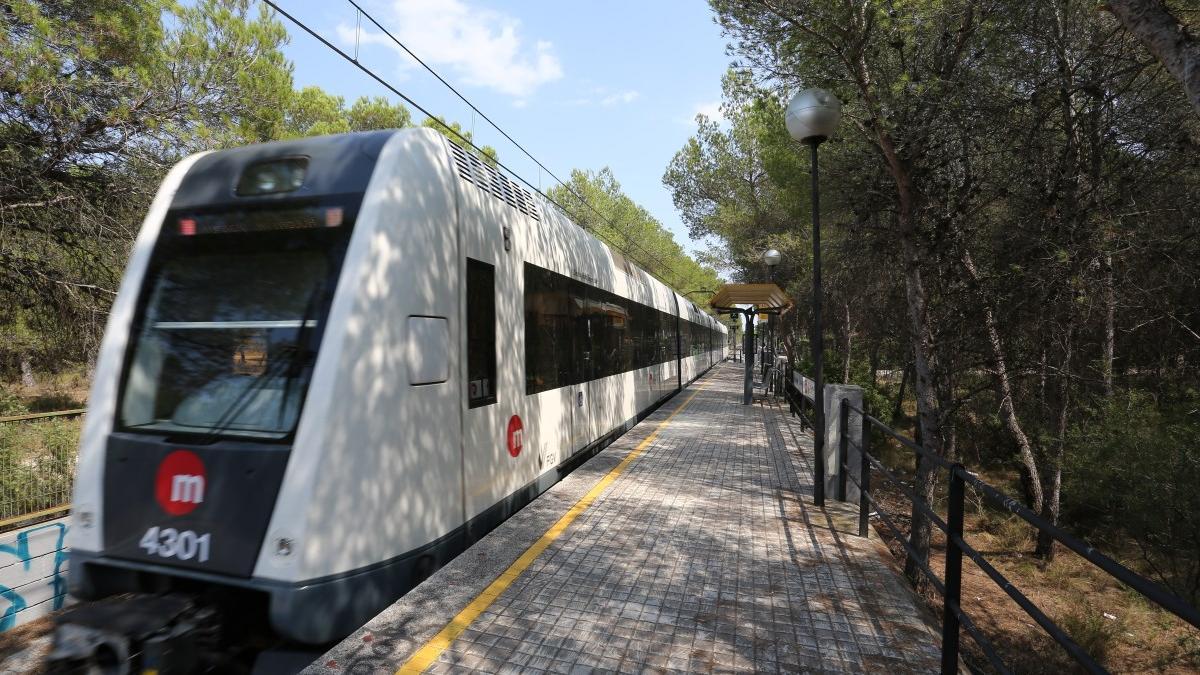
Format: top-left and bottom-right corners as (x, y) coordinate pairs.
(673, 295), (683, 390)
(568, 288), (594, 455)
(460, 210), (524, 523)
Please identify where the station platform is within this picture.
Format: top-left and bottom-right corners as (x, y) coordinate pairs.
(308, 362), (941, 674)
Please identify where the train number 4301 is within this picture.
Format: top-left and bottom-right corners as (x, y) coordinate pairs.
(139, 526), (211, 563)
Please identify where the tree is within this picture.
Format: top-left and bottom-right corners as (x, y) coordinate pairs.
(698, 0), (1200, 591)
(347, 95), (412, 132)
(420, 116), (497, 164)
(1105, 0), (1200, 114)
(549, 168), (720, 306)
(0, 0), (466, 376)
(0, 0), (295, 371)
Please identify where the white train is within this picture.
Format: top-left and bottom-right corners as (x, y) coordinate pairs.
(66, 128), (726, 646)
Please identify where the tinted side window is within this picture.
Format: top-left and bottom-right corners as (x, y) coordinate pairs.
(525, 263), (573, 394)
(524, 261), (683, 392)
(467, 258), (497, 408)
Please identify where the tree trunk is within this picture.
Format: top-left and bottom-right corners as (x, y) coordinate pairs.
(1105, 0), (1200, 115)
(902, 245), (943, 586)
(842, 301), (852, 383)
(20, 355), (36, 389)
(892, 363), (910, 424)
(958, 246), (1044, 513)
(1103, 251), (1116, 396)
(1037, 323), (1074, 559)
(869, 343), (880, 389)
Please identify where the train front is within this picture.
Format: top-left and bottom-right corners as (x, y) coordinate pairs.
(60, 132), (393, 663)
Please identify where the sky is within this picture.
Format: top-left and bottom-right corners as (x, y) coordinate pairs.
(273, 0), (731, 259)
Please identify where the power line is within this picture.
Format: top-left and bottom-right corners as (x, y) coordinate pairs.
(259, 0), (693, 292)
(336, 1), (692, 290)
(344, 0), (573, 202)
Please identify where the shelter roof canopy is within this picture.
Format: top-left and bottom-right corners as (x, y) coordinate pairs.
(709, 283), (793, 313)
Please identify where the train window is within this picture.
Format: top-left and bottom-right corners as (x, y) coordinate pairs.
(524, 262), (684, 393)
(584, 285), (630, 379)
(466, 258), (497, 408)
(119, 250), (330, 439)
(525, 263), (570, 394)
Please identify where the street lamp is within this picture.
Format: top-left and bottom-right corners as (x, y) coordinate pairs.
(763, 249), (782, 389)
(763, 248), (782, 274)
(786, 88), (841, 507)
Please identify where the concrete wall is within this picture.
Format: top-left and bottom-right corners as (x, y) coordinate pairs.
(1, 517), (70, 631)
(792, 371), (864, 503)
(822, 385), (864, 503)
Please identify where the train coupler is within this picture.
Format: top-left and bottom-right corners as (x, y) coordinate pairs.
(46, 594), (222, 674)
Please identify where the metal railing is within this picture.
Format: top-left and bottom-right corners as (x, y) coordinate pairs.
(782, 379), (1200, 674)
(0, 408), (84, 530)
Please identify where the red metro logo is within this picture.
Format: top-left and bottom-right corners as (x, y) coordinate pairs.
(506, 415), (524, 457)
(155, 450), (206, 516)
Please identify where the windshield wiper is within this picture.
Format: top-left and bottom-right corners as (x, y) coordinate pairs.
(191, 287), (322, 444)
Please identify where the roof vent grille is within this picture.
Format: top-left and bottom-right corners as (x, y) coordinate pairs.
(448, 140), (540, 221)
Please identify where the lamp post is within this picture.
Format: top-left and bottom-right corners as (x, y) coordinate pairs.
(786, 88), (841, 507)
(763, 249), (781, 390)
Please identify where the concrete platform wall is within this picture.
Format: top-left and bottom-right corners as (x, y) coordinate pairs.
(1, 517), (70, 631)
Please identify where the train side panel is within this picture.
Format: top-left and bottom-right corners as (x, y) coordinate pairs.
(67, 153), (213, 556)
(254, 130), (464, 588)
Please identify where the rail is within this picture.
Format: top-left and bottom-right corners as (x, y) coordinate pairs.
(0, 408), (86, 424)
(0, 408), (83, 530)
(781, 378), (1200, 674)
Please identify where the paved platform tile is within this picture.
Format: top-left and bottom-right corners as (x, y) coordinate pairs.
(311, 363), (941, 674)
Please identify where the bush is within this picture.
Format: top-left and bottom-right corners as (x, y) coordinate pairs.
(1059, 605), (1119, 666)
(1065, 390), (1200, 605)
(0, 417), (80, 521)
(0, 387), (27, 416)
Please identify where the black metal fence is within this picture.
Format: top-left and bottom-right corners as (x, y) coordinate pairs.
(782, 379), (1200, 674)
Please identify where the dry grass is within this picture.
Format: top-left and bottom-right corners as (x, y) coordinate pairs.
(0, 615), (53, 662)
(869, 475), (1200, 674)
(2, 367), (89, 415)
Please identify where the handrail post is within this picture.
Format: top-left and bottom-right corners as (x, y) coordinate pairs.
(858, 407), (870, 538)
(837, 399), (849, 502)
(941, 466), (966, 674)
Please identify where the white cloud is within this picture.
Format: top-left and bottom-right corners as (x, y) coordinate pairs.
(601, 90), (640, 107)
(692, 101), (724, 123)
(336, 0), (563, 98)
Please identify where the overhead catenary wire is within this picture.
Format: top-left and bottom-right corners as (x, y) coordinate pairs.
(259, 0), (692, 293)
(339, 0), (689, 288)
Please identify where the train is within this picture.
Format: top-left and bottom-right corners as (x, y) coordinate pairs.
(61, 128), (727, 658)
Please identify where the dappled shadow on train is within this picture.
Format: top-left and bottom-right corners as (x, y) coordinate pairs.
(279, 127), (727, 645)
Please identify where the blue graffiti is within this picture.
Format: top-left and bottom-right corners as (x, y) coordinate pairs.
(0, 521), (69, 631)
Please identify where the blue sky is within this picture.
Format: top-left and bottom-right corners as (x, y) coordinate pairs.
(273, 0), (730, 259)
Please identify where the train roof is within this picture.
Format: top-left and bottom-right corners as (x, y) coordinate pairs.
(171, 130), (399, 210)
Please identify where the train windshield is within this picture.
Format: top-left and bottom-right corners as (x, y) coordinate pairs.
(119, 203), (354, 440)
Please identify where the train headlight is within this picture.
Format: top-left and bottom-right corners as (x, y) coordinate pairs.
(236, 157), (308, 196)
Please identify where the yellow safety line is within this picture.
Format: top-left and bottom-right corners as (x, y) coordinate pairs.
(397, 375), (715, 674)
(0, 504), (71, 531)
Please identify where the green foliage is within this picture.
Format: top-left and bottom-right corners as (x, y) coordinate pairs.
(280, 88), (417, 139)
(0, 0), (481, 381)
(0, 389), (28, 417)
(420, 116), (497, 164)
(663, 71), (810, 278)
(0, 418), (80, 519)
(348, 96), (413, 132)
(1065, 390), (1200, 603)
(548, 168), (721, 307)
(1059, 604), (1119, 666)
